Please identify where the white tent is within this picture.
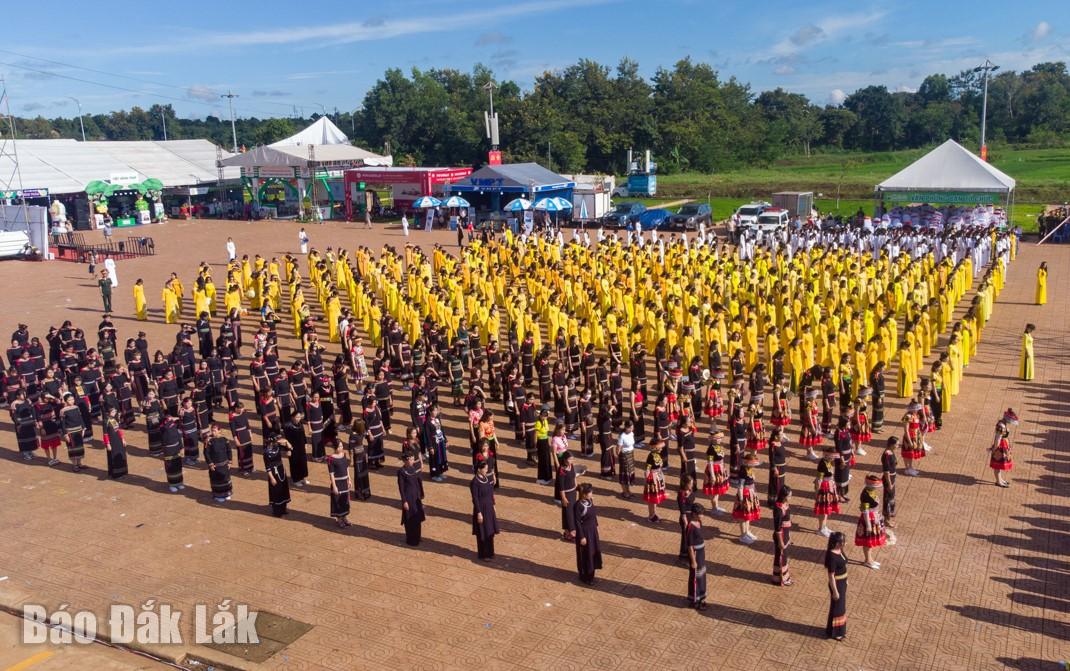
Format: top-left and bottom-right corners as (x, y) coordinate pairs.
(8, 139), (238, 195)
(271, 117), (351, 146)
(219, 143), (392, 170)
(876, 139), (1015, 197)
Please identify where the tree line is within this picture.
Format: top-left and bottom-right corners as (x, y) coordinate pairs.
(8, 58), (1070, 175)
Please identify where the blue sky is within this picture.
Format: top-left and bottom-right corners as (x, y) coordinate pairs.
(2, 0), (1067, 119)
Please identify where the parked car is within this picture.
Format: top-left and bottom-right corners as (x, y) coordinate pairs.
(749, 207), (790, 233)
(637, 208), (673, 231)
(602, 202), (646, 228)
(733, 202), (770, 228)
(666, 202), (712, 230)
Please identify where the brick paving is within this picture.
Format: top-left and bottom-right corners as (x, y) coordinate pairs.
(0, 219), (1066, 671)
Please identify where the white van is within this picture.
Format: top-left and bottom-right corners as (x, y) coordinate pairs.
(753, 208), (790, 233)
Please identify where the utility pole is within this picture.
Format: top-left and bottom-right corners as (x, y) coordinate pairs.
(976, 59), (999, 161)
(221, 91), (239, 152)
(67, 97), (86, 141)
(161, 107), (168, 141)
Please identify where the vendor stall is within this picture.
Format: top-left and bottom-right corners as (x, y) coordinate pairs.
(444, 163), (574, 224)
(343, 167), (472, 219)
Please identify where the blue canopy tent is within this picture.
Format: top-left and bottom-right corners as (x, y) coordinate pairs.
(444, 162), (575, 219)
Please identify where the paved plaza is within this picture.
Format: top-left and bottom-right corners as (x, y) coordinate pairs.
(0, 219), (1066, 671)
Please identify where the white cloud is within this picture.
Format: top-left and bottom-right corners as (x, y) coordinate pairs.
(186, 85), (218, 102)
(774, 65), (796, 76)
(1031, 21), (1050, 41)
(829, 89), (847, 105)
(895, 85), (916, 93)
(771, 10), (887, 58)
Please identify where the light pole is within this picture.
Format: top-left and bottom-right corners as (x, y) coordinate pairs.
(220, 91), (239, 153)
(975, 59), (999, 160)
(67, 96), (86, 141)
(161, 107), (168, 141)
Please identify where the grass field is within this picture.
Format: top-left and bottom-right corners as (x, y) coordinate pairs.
(637, 145), (1068, 233)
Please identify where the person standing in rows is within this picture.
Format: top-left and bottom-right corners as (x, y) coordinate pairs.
(264, 437), (291, 517)
(574, 483), (602, 585)
(470, 459), (499, 561)
(855, 474), (887, 569)
(643, 443), (667, 522)
(881, 437), (898, 538)
(205, 424), (233, 503)
(814, 446), (840, 537)
(556, 450), (578, 541)
(616, 418), (636, 498)
(161, 415), (184, 491)
(685, 502), (708, 610)
(732, 470), (760, 544)
(677, 475), (696, 562)
(397, 449), (426, 546)
(327, 440), (351, 527)
(825, 531), (848, 641)
(421, 403), (449, 482)
(60, 393), (87, 471)
(702, 429), (729, 513)
(771, 485), (793, 586)
(102, 406), (128, 479)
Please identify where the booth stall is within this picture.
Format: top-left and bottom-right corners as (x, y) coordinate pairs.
(343, 166), (473, 219)
(444, 163), (574, 226)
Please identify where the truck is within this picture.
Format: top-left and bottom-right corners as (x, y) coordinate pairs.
(613, 149), (657, 197)
(772, 191), (814, 219)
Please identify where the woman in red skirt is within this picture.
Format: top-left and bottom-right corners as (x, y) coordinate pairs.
(732, 469), (760, 544)
(855, 474), (887, 569)
(901, 403), (925, 476)
(746, 401), (767, 454)
(988, 418), (1013, 487)
(703, 429), (729, 513)
(800, 390), (822, 461)
(770, 377), (791, 428)
(704, 370), (725, 424)
(814, 446), (840, 537)
(850, 397), (872, 457)
(643, 444), (668, 522)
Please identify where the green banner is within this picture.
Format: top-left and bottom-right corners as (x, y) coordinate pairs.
(881, 191), (1001, 204)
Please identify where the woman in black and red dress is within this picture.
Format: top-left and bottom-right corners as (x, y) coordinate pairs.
(855, 474), (886, 569)
(850, 397), (872, 457)
(732, 469), (760, 544)
(772, 485), (793, 586)
(800, 390), (822, 460)
(643, 444), (667, 522)
(825, 531), (848, 640)
(746, 402), (767, 457)
(988, 418), (1013, 487)
(814, 446), (840, 537)
(770, 376), (791, 428)
(901, 403), (925, 476)
(703, 429), (729, 513)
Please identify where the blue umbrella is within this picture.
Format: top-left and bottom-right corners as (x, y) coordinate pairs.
(533, 197), (567, 212)
(441, 195), (470, 208)
(503, 197), (532, 212)
(412, 196), (441, 208)
(552, 196), (574, 210)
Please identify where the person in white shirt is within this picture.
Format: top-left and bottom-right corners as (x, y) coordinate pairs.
(298, 228), (309, 254)
(401, 214), (409, 237)
(225, 237), (236, 262)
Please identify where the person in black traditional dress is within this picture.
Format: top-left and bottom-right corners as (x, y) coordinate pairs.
(142, 391), (163, 457)
(36, 394), (62, 464)
(869, 362), (886, 432)
(825, 531), (848, 640)
(421, 404), (450, 482)
(12, 391), (38, 461)
(556, 450), (578, 540)
(262, 438), (291, 517)
(814, 446), (840, 537)
(766, 426), (787, 508)
(327, 441), (351, 527)
(100, 406), (127, 479)
(471, 459), (500, 561)
(204, 424), (233, 503)
(772, 485), (793, 586)
(855, 474), (887, 569)
(283, 411), (309, 487)
(677, 475), (696, 561)
(881, 436), (898, 539)
(686, 502), (708, 610)
(228, 402), (255, 474)
(306, 392), (326, 462)
(60, 393), (87, 470)
(178, 398), (200, 465)
(397, 449), (426, 546)
(347, 417), (371, 500)
(363, 396), (386, 469)
(574, 483), (602, 585)
(161, 414), (184, 491)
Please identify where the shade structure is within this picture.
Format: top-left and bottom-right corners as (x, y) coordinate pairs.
(534, 196), (571, 212)
(441, 195), (470, 208)
(875, 139), (1015, 201)
(412, 196), (441, 208)
(503, 197), (532, 212)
